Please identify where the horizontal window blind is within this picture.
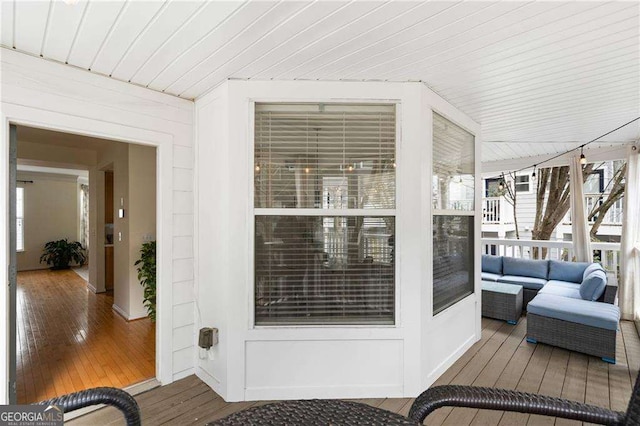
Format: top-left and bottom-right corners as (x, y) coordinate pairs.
(432, 112), (475, 211)
(432, 215), (474, 314)
(255, 215), (395, 325)
(254, 103), (396, 326)
(432, 112), (475, 314)
(255, 103), (396, 209)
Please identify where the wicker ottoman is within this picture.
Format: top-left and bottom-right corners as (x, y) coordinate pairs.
(482, 281), (523, 324)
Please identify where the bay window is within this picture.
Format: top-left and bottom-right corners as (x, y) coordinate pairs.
(432, 112), (475, 314)
(254, 103), (396, 325)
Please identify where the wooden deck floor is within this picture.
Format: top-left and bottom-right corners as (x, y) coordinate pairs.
(71, 316), (640, 425)
(17, 269), (155, 403)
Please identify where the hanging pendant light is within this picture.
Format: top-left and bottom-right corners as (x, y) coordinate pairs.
(580, 146), (587, 165)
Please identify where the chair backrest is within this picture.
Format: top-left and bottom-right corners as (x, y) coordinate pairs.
(624, 369), (640, 424)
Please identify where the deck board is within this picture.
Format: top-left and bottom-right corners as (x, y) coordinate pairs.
(70, 317), (640, 425)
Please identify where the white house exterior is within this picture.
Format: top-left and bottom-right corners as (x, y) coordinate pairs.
(482, 160), (625, 242)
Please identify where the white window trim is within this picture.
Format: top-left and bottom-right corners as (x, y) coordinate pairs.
(249, 101), (400, 328)
(514, 173), (533, 194)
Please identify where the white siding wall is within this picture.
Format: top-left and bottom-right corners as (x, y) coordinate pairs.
(194, 80), (482, 401)
(0, 48), (195, 403)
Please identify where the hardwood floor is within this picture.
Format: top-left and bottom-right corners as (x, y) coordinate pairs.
(70, 316), (640, 425)
(17, 269), (155, 403)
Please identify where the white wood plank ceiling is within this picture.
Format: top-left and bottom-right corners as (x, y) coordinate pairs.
(1, 1), (638, 162)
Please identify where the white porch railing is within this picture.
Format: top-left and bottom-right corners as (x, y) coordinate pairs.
(482, 197), (514, 225)
(482, 238), (621, 273)
(563, 194), (624, 226)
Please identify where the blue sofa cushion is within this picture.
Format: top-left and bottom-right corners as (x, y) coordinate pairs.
(538, 281), (581, 299)
(481, 272), (501, 282)
(497, 275), (546, 290)
(580, 269), (607, 301)
(482, 255), (503, 275)
(527, 294), (619, 331)
(545, 280), (582, 289)
(548, 260), (590, 284)
(583, 263), (605, 281)
(502, 257), (549, 280)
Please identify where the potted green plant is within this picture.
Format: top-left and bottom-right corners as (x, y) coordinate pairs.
(39, 239), (86, 270)
(135, 241), (156, 322)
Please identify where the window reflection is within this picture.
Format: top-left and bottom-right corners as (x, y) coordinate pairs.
(433, 216), (474, 314)
(255, 216), (395, 325)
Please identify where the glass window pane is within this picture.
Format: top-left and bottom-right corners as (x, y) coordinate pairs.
(254, 103), (396, 209)
(432, 113), (475, 210)
(255, 215), (395, 325)
(433, 215), (474, 314)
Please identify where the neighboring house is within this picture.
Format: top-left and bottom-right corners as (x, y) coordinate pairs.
(481, 161), (625, 242)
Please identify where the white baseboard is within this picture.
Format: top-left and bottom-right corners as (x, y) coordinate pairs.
(196, 366), (224, 399)
(173, 368), (195, 382)
(425, 333), (478, 387)
(86, 282), (97, 293)
(112, 303), (129, 320)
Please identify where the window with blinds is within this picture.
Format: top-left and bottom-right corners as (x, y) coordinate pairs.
(254, 103), (396, 326)
(432, 113), (475, 211)
(432, 113), (475, 315)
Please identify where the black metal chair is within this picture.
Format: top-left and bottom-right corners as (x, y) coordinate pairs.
(36, 387), (141, 426)
(408, 369), (640, 425)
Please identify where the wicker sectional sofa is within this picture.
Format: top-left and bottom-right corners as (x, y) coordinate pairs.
(481, 255), (620, 362)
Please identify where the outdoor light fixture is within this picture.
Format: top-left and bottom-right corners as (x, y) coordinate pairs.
(580, 146), (587, 164)
(255, 164), (261, 172)
(531, 165), (537, 180)
(498, 179), (505, 191)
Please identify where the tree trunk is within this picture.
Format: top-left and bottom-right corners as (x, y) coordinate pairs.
(531, 164), (594, 258)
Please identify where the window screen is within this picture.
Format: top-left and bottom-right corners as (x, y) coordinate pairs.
(254, 103), (396, 326)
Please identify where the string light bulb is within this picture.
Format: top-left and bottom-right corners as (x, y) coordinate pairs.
(255, 164), (260, 172)
(305, 167), (310, 174)
(579, 146), (587, 165)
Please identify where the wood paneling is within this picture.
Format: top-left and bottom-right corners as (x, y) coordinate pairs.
(16, 269), (155, 404)
(69, 316), (640, 425)
(2, 1), (637, 160)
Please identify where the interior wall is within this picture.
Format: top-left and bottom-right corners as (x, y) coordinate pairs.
(16, 171), (79, 271)
(1, 48), (196, 403)
(127, 144), (157, 320)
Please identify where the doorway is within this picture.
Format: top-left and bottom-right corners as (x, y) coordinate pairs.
(10, 125), (158, 403)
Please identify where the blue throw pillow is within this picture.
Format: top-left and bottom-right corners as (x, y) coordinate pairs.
(482, 255), (502, 275)
(583, 263), (604, 281)
(548, 260), (590, 283)
(579, 269), (607, 301)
